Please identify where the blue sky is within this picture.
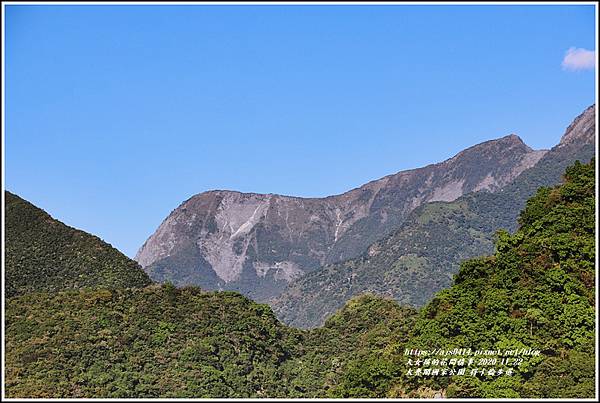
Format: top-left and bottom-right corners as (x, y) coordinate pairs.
(5, 4), (596, 257)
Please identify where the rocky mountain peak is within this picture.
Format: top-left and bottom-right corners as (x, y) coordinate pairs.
(135, 126), (553, 301)
(448, 133), (532, 162)
(559, 104), (595, 147)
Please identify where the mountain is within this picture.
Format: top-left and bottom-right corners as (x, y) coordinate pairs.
(6, 160), (595, 398)
(272, 105), (596, 328)
(136, 133), (547, 301)
(4, 191), (152, 297)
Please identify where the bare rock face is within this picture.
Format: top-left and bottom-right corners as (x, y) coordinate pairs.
(558, 104), (596, 148)
(136, 133), (547, 301)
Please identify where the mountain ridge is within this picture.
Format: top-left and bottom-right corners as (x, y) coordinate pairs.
(136, 129), (549, 301)
(272, 104), (596, 328)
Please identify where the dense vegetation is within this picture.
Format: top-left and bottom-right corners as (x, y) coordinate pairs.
(5, 191), (152, 297)
(273, 134), (596, 328)
(6, 286), (302, 398)
(334, 159), (596, 398)
(5, 288), (416, 398)
(283, 295), (418, 397)
(5, 160), (595, 398)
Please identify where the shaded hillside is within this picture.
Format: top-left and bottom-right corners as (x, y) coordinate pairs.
(5, 191), (152, 297)
(137, 133), (545, 302)
(273, 105), (595, 328)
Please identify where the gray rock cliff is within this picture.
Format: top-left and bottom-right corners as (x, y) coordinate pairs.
(136, 131), (548, 301)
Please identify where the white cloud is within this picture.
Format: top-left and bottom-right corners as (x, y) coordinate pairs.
(561, 47), (596, 71)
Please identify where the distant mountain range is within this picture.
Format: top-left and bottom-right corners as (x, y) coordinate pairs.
(273, 105), (596, 327)
(5, 191), (152, 297)
(135, 121), (558, 302)
(6, 105), (593, 328)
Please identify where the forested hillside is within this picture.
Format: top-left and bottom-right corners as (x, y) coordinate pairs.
(283, 294), (418, 397)
(331, 159), (596, 398)
(6, 286), (301, 398)
(5, 191), (152, 297)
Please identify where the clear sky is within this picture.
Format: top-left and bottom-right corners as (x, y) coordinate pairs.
(5, 4), (596, 258)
